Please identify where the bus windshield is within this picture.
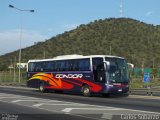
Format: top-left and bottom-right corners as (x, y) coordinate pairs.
(105, 57), (129, 83)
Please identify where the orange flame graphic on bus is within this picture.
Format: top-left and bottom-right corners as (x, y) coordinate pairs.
(29, 73), (102, 92)
(29, 73), (62, 87)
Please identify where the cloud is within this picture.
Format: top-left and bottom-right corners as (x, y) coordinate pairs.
(0, 24), (79, 55)
(0, 29), (48, 55)
(145, 11), (154, 16)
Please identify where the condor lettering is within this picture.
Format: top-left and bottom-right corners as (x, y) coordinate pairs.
(55, 74), (83, 79)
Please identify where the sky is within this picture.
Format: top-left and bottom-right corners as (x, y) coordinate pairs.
(0, 0), (160, 55)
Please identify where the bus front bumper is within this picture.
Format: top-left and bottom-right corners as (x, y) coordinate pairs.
(102, 84), (129, 94)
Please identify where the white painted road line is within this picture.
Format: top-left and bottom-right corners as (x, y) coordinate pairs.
(1, 92), (160, 116)
(62, 108), (123, 113)
(0, 96), (24, 99)
(33, 103), (87, 107)
(0, 86), (37, 90)
(101, 113), (113, 120)
(62, 107), (160, 114)
(11, 99), (62, 103)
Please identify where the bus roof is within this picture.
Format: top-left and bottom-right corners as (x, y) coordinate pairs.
(28, 54), (125, 63)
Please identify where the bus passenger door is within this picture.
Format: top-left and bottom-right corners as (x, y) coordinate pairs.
(92, 58), (106, 83)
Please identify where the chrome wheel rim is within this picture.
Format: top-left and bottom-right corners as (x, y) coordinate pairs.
(40, 85), (44, 92)
(84, 87), (89, 94)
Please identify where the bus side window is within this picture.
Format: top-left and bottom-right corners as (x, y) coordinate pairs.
(53, 61), (57, 71)
(57, 62), (62, 71)
(64, 60), (70, 71)
(35, 62), (44, 72)
(28, 62), (35, 72)
(70, 60), (78, 71)
(74, 60), (79, 71)
(79, 59), (90, 71)
(35, 62), (40, 72)
(69, 61), (73, 71)
(60, 60), (66, 71)
(45, 61), (53, 72)
(54, 61), (59, 71)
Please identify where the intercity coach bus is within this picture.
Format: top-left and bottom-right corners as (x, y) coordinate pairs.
(27, 55), (129, 96)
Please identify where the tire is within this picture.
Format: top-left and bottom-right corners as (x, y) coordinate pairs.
(39, 83), (46, 93)
(123, 93), (129, 97)
(54, 90), (63, 94)
(102, 93), (110, 97)
(82, 85), (92, 97)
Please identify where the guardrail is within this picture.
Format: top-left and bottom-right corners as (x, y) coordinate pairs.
(130, 88), (160, 96)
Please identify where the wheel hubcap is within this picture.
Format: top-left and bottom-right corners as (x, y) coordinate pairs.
(84, 88), (89, 94)
(40, 85), (44, 91)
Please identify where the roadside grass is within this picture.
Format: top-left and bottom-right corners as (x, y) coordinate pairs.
(0, 71), (27, 86)
(130, 77), (160, 89)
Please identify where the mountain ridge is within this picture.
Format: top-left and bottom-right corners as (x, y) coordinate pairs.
(0, 18), (160, 70)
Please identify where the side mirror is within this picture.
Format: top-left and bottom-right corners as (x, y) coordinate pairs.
(127, 63), (134, 71)
(103, 61), (110, 70)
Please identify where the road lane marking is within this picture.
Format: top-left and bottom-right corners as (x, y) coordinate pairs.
(0, 99), (100, 120)
(62, 107), (160, 114)
(0, 86), (37, 90)
(0, 97), (23, 99)
(101, 113), (113, 120)
(62, 108), (123, 112)
(1, 92), (160, 115)
(9, 97), (160, 115)
(33, 103), (87, 107)
(11, 99), (62, 103)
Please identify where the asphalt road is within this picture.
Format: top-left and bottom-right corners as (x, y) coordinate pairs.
(0, 86), (160, 120)
(0, 100), (93, 120)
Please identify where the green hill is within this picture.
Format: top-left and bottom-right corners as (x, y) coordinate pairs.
(1, 18), (160, 71)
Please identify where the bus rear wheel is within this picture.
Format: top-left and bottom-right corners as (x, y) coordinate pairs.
(82, 85), (92, 97)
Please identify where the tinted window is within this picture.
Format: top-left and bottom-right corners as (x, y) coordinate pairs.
(92, 57), (104, 70)
(54, 59), (90, 71)
(54, 61), (61, 71)
(105, 57), (129, 82)
(59, 61), (66, 71)
(28, 62), (45, 72)
(78, 59), (90, 71)
(28, 62), (35, 72)
(45, 61), (55, 72)
(35, 62), (45, 72)
(28, 58), (91, 72)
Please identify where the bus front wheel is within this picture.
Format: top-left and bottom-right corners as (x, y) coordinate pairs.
(82, 85), (92, 97)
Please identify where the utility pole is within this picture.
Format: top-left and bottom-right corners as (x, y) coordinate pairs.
(9, 4), (34, 83)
